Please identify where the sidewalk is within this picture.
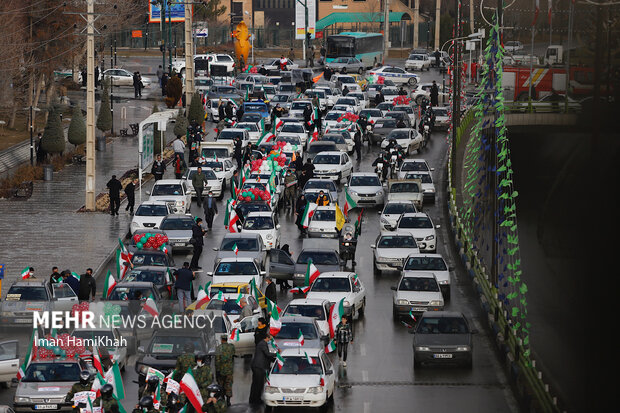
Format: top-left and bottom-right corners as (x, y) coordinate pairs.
(0, 118), (176, 297)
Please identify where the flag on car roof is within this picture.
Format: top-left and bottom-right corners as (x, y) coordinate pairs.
(275, 351), (285, 368)
(143, 295), (159, 317)
(304, 351), (317, 365)
(180, 368), (204, 413)
(232, 243), (239, 256)
(103, 271), (116, 299)
(305, 259), (320, 287)
(343, 189), (357, 216)
(235, 291), (243, 304)
(227, 208), (240, 233)
(298, 330), (305, 346)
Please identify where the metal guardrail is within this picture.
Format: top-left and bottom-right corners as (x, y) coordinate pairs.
(504, 101), (581, 114)
(448, 109), (562, 413)
(0, 141), (30, 176)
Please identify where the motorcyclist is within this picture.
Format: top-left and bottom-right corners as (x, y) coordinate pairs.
(201, 383), (227, 413)
(140, 375), (160, 399)
(165, 392), (182, 413)
(357, 115), (368, 141)
(95, 384), (119, 413)
(385, 138), (398, 152)
(390, 144), (404, 169)
(66, 370), (92, 412)
(372, 151), (390, 181)
(396, 118), (406, 128)
(137, 395), (158, 413)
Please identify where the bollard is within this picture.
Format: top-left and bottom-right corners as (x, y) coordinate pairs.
(43, 164), (53, 181)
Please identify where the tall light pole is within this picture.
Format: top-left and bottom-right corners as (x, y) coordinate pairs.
(86, 0), (96, 211)
(184, 0), (194, 107)
(383, 0), (390, 64)
(434, 0), (441, 50)
(413, 0), (419, 49)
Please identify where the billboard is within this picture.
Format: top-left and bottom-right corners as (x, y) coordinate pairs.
(149, 1), (186, 23)
(295, 0), (316, 40)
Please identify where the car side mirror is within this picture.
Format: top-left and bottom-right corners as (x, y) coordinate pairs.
(137, 346), (145, 354)
(213, 247), (219, 251)
(449, 266), (455, 272)
(435, 224), (441, 229)
(207, 271), (213, 276)
(260, 271), (267, 276)
(390, 286), (397, 291)
(431, 167), (435, 171)
(146, 191), (151, 195)
(276, 224), (281, 230)
(370, 244), (376, 249)
(325, 369), (333, 375)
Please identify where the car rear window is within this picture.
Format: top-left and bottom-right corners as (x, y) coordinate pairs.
(297, 251), (339, 265)
(23, 363), (81, 382)
(5, 286), (47, 301)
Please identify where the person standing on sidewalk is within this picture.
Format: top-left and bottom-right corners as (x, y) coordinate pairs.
(203, 190), (218, 230)
(190, 218), (206, 270)
(173, 154), (186, 179)
(133, 72), (141, 98)
(156, 65), (164, 88)
(78, 268), (96, 302)
(173, 136), (186, 161)
(151, 154), (166, 181)
(106, 175), (122, 216)
(335, 315), (353, 366)
(124, 178), (137, 214)
(192, 166), (208, 207)
(174, 262), (195, 312)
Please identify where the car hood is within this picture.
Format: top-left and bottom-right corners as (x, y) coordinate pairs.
(149, 195), (183, 202)
(308, 220), (337, 230)
(274, 338), (322, 350)
(305, 291), (352, 306)
(396, 228), (434, 238)
(132, 216), (166, 226)
(313, 164), (341, 172)
(403, 270), (449, 283)
(349, 185), (382, 195)
(376, 248), (418, 259)
(381, 213), (403, 224)
(395, 290), (443, 302)
(268, 374), (323, 389)
(136, 354), (179, 372)
(163, 229), (193, 239)
(16, 381), (74, 398)
(414, 333), (471, 347)
(212, 275), (258, 285)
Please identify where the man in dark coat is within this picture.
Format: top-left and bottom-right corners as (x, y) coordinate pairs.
(174, 262), (195, 312)
(374, 90), (384, 107)
(151, 154), (166, 180)
(249, 334), (275, 405)
(302, 159), (315, 179)
(203, 190), (218, 230)
(62, 270), (79, 295)
(78, 268), (96, 301)
(106, 175), (122, 216)
(295, 194), (307, 232)
(433, 49), (441, 68)
(94, 66), (100, 88)
(354, 128), (362, 160)
(133, 72), (141, 98)
(190, 218), (206, 270)
(264, 277), (276, 304)
(430, 81), (439, 106)
(218, 99), (226, 121)
(124, 178), (137, 214)
(225, 102), (234, 120)
(233, 137), (243, 169)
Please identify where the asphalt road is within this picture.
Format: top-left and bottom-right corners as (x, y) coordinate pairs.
(0, 67), (518, 412)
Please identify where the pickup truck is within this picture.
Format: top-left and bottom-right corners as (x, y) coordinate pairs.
(200, 141), (235, 161)
(387, 179), (423, 210)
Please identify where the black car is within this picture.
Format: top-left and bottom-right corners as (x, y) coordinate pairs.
(410, 311), (476, 368)
(129, 247), (175, 268)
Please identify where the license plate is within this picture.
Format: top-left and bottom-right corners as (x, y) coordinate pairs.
(15, 318), (31, 323)
(283, 396), (304, 401)
(320, 234), (332, 238)
(35, 405), (57, 410)
(173, 242), (185, 247)
(433, 353), (453, 359)
(411, 307), (426, 312)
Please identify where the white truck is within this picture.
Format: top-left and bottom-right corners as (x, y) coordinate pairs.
(200, 141), (235, 162)
(387, 179), (424, 210)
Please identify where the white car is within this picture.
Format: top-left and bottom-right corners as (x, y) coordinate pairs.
(381, 86), (400, 104)
(380, 128), (423, 155)
(289, 100), (313, 119)
(405, 53), (432, 71)
(182, 167), (223, 199)
(208, 257), (265, 288)
(391, 212), (437, 252)
(504, 41), (524, 53)
(242, 179), (279, 210)
(387, 179), (424, 210)
(205, 98), (237, 122)
(147, 179), (192, 213)
(330, 104), (355, 114)
(371, 234), (420, 274)
(331, 74), (361, 91)
(397, 159), (432, 179)
(403, 171), (436, 203)
(403, 253), (452, 299)
(199, 159), (237, 193)
(277, 122), (308, 147)
(275, 135), (304, 156)
(101, 68), (152, 87)
(263, 348), (336, 408)
(306, 271), (367, 319)
(346, 92), (369, 110)
(345, 173), (384, 207)
(412, 82), (450, 105)
(323, 111), (346, 130)
(334, 96), (361, 114)
(432, 106), (451, 130)
(241, 211), (280, 250)
(302, 178), (338, 202)
(359, 108), (383, 125)
(314, 85), (340, 107)
(312, 151), (353, 183)
(0, 340), (18, 387)
(304, 89), (328, 112)
(198, 53), (236, 73)
(391, 272), (444, 320)
(379, 200), (417, 231)
(260, 84), (277, 101)
(392, 105), (417, 126)
(130, 201), (173, 234)
(237, 122), (262, 143)
(216, 128), (250, 147)
(282, 298), (332, 337)
(369, 66), (420, 86)
(307, 205), (339, 239)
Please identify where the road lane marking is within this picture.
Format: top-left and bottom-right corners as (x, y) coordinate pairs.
(364, 402), (371, 413)
(362, 370), (368, 382)
(360, 343), (366, 356)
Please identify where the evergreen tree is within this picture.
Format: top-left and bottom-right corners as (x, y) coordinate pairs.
(67, 105), (86, 148)
(41, 105), (65, 155)
(96, 80), (113, 133)
(165, 76), (183, 108)
(187, 93), (205, 125)
(173, 108), (189, 138)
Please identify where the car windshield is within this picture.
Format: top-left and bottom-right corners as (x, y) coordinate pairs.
(277, 322), (319, 339)
(312, 209), (335, 221)
(277, 136), (301, 146)
(322, 135), (346, 144)
(124, 269), (166, 285)
(284, 305), (326, 320)
(305, 90), (326, 98)
(291, 102), (310, 110)
(383, 203), (415, 214)
(404, 256), (447, 271)
(350, 176), (380, 186)
(239, 123), (259, 131)
(434, 108), (448, 116)
(386, 112), (404, 120)
(383, 88), (398, 95)
(135, 204), (168, 216)
(332, 105), (350, 112)
(243, 216), (274, 230)
(243, 114), (262, 122)
(215, 262), (258, 275)
(405, 173), (432, 183)
(206, 299), (243, 315)
(325, 112), (343, 120)
(279, 84), (295, 92)
(195, 79), (212, 86)
(375, 120), (397, 128)
(417, 317), (468, 334)
(336, 98), (356, 106)
(360, 110), (381, 118)
(22, 363), (81, 382)
(387, 130), (409, 140)
(308, 145), (335, 154)
(131, 253), (168, 266)
(152, 184), (183, 196)
(390, 183), (420, 193)
(238, 203), (271, 216)
(219, 131), (244, 140)
(297, 251), (339, 265)
(149, 335), (204, 354)
(272, 356), (323, 375)
(5, 286), (47, 301)
(399, 277), (439, 292)
(401, 161), (428, 171)
(408, 54), (423, 60)
(395, 106), (413, 113)
(377, 103), (393, 111)
(201, 161), (224, 171)
(304, 180), (335, 191)
(378, 236), (417, 248)
(281, 124), (304, 133)
(220, 238), (258, 251)
(242, 182), (267, 191)
(244, 104), (266, 112)
(108, 286), (155, 301)
(201, 148), (228, 159)
(214, 86), (236, 94)
(311, 277), (350, 292)
(160, 217), (194, 230)
(339, 77), (355, 84)
(272, 95), (289, 102)
(399, 216), (432, 228)
(313, 154), (340, 164)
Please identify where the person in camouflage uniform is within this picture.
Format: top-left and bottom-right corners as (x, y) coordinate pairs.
(214, 335), (235, 406)
(66, 370), (92, 412)
(137, 395), (159, 413)
(193, 354), (213, 400)
(201, 384), (227, 413)
(173, 342), (197, 382)
(283, 169), (297, 207)
(95, 384), (119, 413)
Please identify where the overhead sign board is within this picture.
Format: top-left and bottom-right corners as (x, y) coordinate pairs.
(149, 1), (186, 23)
(295, 0), (316, 40)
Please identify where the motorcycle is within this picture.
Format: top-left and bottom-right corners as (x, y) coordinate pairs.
(422, 124), (430, 148)
(389, 154), (398, 179)
(365, 124), (373, 145)
(375, 162), (384, 181)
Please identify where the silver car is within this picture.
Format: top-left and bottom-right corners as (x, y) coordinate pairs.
(328, 57), (365, 74)
(214, 233), (267, 270)
(371, 234), (420, 274)
(159, 214), (195, 251)
(274, 316), (329, 350)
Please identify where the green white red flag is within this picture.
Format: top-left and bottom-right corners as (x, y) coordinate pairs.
(275, 351), (285, 368)
(20, 267), (32, 280)
(102, 271), (116, 299)
(180, 368), (204, 413)
(273, 116), (283, 130)
(343, 189), (357, 216)
(328, 298), (345, 338)
(297, 329), (305, 346)
(304, 351), (317, 364)
(143, 295), (159, 316)
(268, 299), (281, 336)
(116, 249), (132, 279)
(92, 346), (103, 375)
(17, 329), (37, 380)
(104, 362), (125, 400)
(325, 339), (337, 353)
(194, 287), (210, 309)
(230, 327), (240, 342)
(301, 202), (318, 228)
(304, 259), (320, 286)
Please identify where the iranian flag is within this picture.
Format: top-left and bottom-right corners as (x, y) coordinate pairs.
(194, 287), (210, 309)
(409, 310), (416, 322)
(118, 237), (127, 253)
(17, 329), (37, 380)
(275, 351), (285, 368)
(301, 202), (318, 228)
(260, 118), (265, 132)
(268, 299), (282, 336)
(304, 352), (317, 364)
(180, 368), (204, 413)
(71, 271), (81, 281)
(310, 129), (319, 143)
(216, 290), (225, 301)
(288, 286), (311, 294)
(90, 372), (106, 397)
(92, 346), (103, 375)
(325, 339), (337, 353)
(273, 116), (283, 130)
(104, 362), (125, 400)
(328, 298), (345, 338)
(20, 267), (32, 280)
(116, 249), (132, 279)
(257, 129), (275, 145)
(230, 328), (240, 342)
(305, 259), (321, 286)
(235, 291), (243, 304)
(227, 208), (240, 233)
(343, 189), (357, 216)
(102, 271), (117, 299)
(297, 330), (305, 346)
(232, 243), (239, 256)
(532, 0), (540, 26)
(143, 295), (159, 316)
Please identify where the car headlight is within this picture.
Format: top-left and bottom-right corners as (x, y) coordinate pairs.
(264, 386), (280, 394)
(424, 188), (436, 193)
(343, 300), (351, 307)
(307, 386), (324, 394)
(15, 397), (31, 403)
(329, 169), (339, 173)
(349, 189), (358, 195)
(176, 200), (185, 206)
(415, 346), (431, 351)
(396, 299), (408, 305)
(438, 280), (449, 285)
(266, 234), (273, 240)
(0, 311), (12, 317)
(456, 346), (471, 352)
(375, 190), (383, 196)
(380, 217), (389, 225)
(429, 300), (444, 307)
(294, 273), (305, 279)
(425, 235), (435, 241)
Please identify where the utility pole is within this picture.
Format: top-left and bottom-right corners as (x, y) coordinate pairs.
(413, 0), (419, 49)
(383, 0), (390, 63)
(167, 0), (173, 73)
(184, 0), (194, 106)
(451, 0), (461, 150)
(86, 0), (96, 211)
(470, 0), (474, 34)
(434, 0), (441, 50)
(161, 2), (166, 72)
(297, 0), (309, 63)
